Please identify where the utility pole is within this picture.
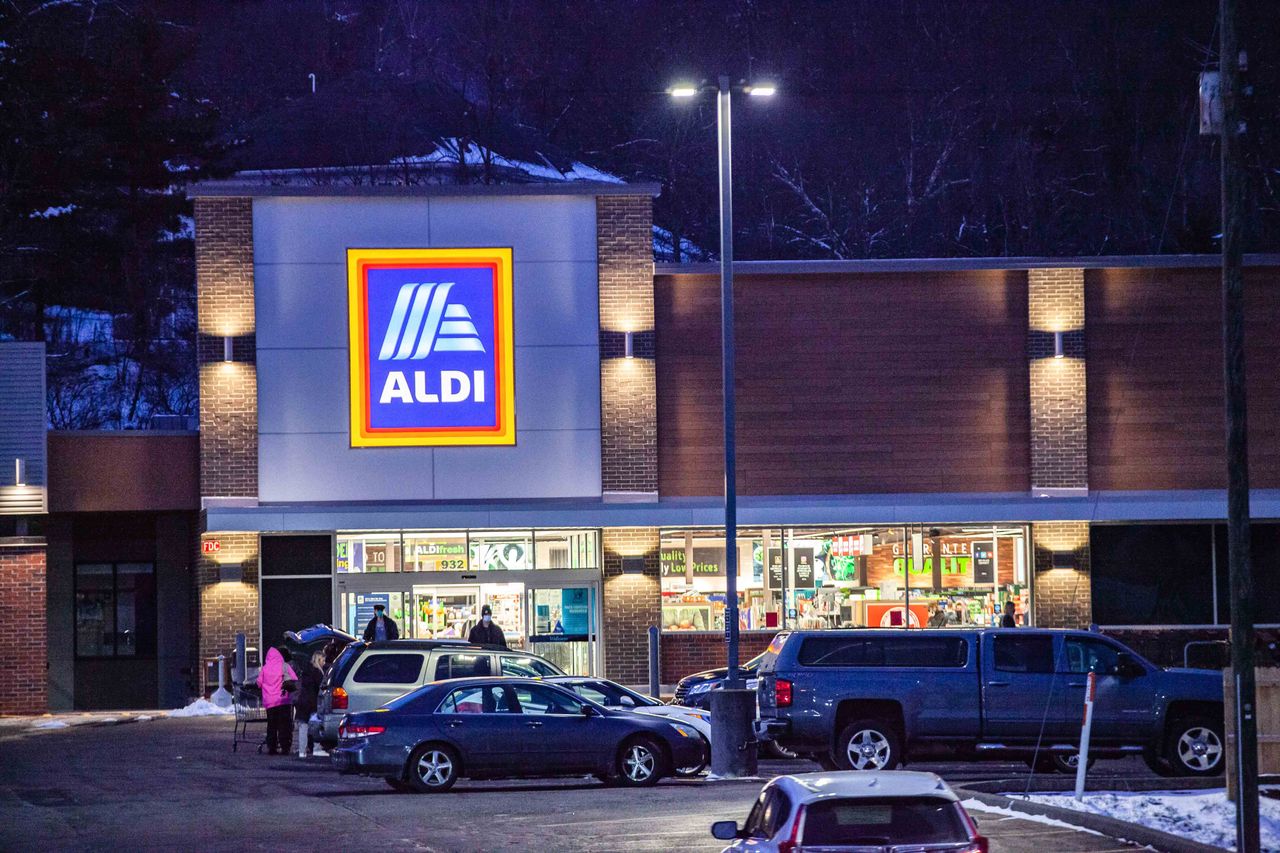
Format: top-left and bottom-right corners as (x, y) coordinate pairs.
(1220, 0), (1260, 849)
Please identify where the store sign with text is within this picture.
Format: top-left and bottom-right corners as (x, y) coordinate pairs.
(347, 248), (515, 447)
(659, 547), (726, 577)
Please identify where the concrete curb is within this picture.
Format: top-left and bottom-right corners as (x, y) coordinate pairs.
(956, 789), (1224, 853)
(959, 776), (1224, 794)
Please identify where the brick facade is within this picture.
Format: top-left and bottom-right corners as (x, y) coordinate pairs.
(597, 196), (657, 495)
(1031, 521), (1091, 628)
(660, 630), (776, 685)
(0, 544), (48, 713)
(602, 528), (661, 683)
(195, 197), (257, 498)
(1028, 268), (1088, 490)
(196, 532), (259, 690)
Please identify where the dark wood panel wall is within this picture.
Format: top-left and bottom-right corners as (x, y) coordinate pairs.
(1086, 266), (1280, 490)
(655, 271), (1031, 496)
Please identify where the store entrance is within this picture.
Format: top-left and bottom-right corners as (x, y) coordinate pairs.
(527, 584), (598, 676)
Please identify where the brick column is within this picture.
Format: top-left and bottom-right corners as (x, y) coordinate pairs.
(196, 532), (259, 691)
(1027, 268), (1087, 492)
(1031, 521), (1091, 628)
(0, 543), (47, 712)
(597, 196), (657, 496)
(602, 528), (661, 684)
(195, 197), (257, 498)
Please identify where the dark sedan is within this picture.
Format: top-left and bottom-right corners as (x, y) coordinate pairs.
(331, 677), (705, 793)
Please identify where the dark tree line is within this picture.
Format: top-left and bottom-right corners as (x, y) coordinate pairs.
(1, 1), (1278, 425)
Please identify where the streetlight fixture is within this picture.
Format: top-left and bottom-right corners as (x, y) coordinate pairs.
(670, 74), (775, 779)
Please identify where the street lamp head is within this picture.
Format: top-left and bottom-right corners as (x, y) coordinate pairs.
(669, 84), (699, 98)
(745, 84), (777, 97)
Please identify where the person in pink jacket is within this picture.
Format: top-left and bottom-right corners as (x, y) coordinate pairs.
(257, 646), (298, 755)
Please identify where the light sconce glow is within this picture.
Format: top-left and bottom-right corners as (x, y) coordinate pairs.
(624, 331), (635, 359)
(669, 85), (699, 98)
(14, 457), (25, 486)
(223, 335), (234, 363)
(746, 85), (777, 97)
(1053, 331), (1064, 359)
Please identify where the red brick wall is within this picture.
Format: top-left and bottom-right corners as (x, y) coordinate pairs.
(602, 528), (661, 684)
(660, 631), (777, 685)
(655, 270), (1031, 496)
(598, 196), (658, 494)
(1087, 266), (1280, 489)
(1, 545), (48, 713)
(195, 197), (257, 498)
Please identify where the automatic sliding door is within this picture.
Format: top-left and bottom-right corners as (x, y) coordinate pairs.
(527, 584), (599, 676)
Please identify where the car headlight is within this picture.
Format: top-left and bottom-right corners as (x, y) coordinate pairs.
(685, 682), (712, 695)
(668, 723), (695, 738)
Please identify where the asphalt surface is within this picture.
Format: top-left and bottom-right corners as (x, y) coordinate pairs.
(0, 716), (1156, 852)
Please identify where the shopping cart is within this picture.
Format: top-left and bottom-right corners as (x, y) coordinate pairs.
(232, 684), (267, 753)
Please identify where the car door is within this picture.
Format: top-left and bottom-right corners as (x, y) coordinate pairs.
(981, 634), (1075, 740)
(1060, 636), (1157, 742)
(345, 652), (428, 712)
(433, 684), (522, 775)
(510, 683), (596, 774)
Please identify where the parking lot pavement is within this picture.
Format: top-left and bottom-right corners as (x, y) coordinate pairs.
(0, 717), (1145, 852)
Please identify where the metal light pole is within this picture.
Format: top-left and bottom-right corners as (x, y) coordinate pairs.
(671, 75), (774, 779)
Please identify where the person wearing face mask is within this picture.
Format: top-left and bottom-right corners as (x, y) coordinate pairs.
(468, 603), (507, 648)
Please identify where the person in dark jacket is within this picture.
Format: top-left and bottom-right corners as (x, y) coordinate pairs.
(1001, 600), (1018, 628)
(293, 651), (325, 758)
(362, 603), (399, 642)
(467, 604), (507, 648)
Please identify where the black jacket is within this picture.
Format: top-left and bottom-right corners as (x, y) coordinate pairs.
(1001, 613), (1017, 628)
(293, 662), (323, 719)
(362, 614), (400, 642)
(467, 621), (507, 648)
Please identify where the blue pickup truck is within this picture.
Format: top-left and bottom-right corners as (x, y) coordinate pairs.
(754, 628), (1225, 777)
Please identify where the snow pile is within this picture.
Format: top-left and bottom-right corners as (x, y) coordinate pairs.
(31, 720), (69, 729)
(960, 799), (1102, 836)
(167, 698), (235, 718)
(1017, 790), (1280, 852)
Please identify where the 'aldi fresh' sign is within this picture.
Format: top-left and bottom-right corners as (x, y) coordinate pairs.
(347, 248), (515, 446)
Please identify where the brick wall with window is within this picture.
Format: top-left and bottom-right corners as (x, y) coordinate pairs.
(602, 528), (661, 684)
(0, 544), (47, 713)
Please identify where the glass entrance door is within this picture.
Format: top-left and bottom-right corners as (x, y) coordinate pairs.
(526, 584), (599, 676)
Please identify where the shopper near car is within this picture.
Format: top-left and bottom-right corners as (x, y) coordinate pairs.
(1001, 600), (1018, 627)
(293, 651), (325, 758)
(258, 646), (298, 755)
(362, 603), (400, 642)
(467, 604), (507, 647)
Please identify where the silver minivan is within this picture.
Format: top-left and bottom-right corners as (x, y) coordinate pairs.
(311, 640), (566, 747)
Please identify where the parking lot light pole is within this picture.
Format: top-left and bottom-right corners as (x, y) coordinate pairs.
(671, 74), (774, 779)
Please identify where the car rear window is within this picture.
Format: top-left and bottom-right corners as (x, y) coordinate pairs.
(993, 635), (1055, 673)
(435, 653), (492, 679)
(801, 797), (967, 846)
(797, 636), (968, 668)
(352, 653), (424, 684)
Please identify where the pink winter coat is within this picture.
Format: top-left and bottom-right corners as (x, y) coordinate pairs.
(257, 647), (298, 709)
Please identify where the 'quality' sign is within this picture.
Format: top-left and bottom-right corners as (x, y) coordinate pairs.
(347, 248), (515, 447)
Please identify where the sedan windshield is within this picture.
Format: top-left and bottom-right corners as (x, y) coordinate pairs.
(801, 797), (967, 847)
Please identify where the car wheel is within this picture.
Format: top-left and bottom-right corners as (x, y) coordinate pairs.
(384, 776), (413, 793)
(616, 737), (663, 787)
(762, 740), (799, 760)
(674, 735), (709, 777)
(1050, 752), (1097, 774)
(1164, 716), (1225, 777)
(407, 743), (460, 793)
(833, 720), (901, 771)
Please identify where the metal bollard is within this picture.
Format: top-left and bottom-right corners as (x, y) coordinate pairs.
(648, 626), (660, 700)
(210, 653), (233, 708)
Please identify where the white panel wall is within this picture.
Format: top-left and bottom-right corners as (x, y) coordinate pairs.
(253, 195), (602, 503)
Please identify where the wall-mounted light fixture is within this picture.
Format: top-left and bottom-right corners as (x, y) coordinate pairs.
(218, 563), (244, 583)
(621, 556), (646, 574)
(1053, 330), (1064, 359)
(624, 331), (635, 359)
(223, 335), (234, 363)
(14, 457), (25, 486)
(1051, 550), (1076, 570)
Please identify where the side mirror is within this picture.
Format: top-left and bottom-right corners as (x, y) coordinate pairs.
(1115, 653), (1143, 678)
(710, 820), (742, 841)
(581, 704), (598, 717)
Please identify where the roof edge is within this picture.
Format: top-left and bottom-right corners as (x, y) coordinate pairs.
(657, 254), (1280, 275)
(190, 179), (662, 199)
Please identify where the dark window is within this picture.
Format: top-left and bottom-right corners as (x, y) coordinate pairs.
(437, 685), (514, 714)
(798, 637), (967, 668)
(513, 684), (586, 715)
(1090, 524), (1214, 625)
(74, 563), (155, 658)
(260, 577), (331, 651)
(762, 789), (792, 837)
(565, 681), (651, 708)
(352, 653), (424, 684)
(259, 534), (333, 576)
(993, 635), (1055, 673)
(499, 656), (560, 677)
(743, 790), (771, 839)
(435, 653), (492, 679)
(1062, 638), (1122, 675)
(800, 797), (967, 846)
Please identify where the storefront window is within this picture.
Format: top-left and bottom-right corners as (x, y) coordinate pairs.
(534, 529), (600, 570)
(74, 562), (156, 657)
(337, 532), (402, 573)
(403, 531), (469, 572)
(659, 524), (1031, 633)
(469, 530), (533, 571)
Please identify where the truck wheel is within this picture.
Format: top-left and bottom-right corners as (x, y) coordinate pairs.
(1164, 716), (1225, 777)
(833, 720), (901, 771)
(1050, 753), (1097, 774)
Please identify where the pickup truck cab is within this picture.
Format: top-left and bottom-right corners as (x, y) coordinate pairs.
(755, 628), (1224, 777)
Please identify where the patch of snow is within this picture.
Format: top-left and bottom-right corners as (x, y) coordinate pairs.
(135, 715), (153, 722)
(95, 717), (118, 724)
(565, 161), (624, 184)
(32, 720), (69, 729)
(167, 698), (235, 717)
(30, 204), (75, 219)
(1015, 790), (1280, 852)
(163, 159), (192, 173)
(960, 799), (1103, 836)
(160, 214), (195, 241)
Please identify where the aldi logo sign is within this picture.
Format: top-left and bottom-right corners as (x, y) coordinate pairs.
(347, 248), (515, 446)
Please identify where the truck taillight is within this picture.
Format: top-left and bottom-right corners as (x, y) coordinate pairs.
(339, 723), (385, 739)
(332, 686), (348, 710)
(775, 678), (793, 707)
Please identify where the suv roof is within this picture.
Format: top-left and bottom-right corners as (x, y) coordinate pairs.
(356, 639), (506, 652)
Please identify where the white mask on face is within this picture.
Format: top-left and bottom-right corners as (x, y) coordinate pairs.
(482, 615), (491, 624)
